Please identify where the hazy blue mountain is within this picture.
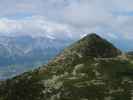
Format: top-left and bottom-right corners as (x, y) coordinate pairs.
(0, 35), (73, 79)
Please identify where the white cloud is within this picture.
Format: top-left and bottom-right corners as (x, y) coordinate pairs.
(0, 0), (133, 40)
(0, 16), (76, 39)
(0, 18), (21, 33)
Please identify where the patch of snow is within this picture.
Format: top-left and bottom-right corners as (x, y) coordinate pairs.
(46, 34), (56, 40)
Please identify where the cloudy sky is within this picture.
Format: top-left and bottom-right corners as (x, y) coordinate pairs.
(0, 0), (133, 51)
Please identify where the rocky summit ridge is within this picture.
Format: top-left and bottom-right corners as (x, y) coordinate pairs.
(66, 33), (121, 58)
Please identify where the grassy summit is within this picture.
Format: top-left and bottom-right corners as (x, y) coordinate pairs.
(0, 33), (133, 100)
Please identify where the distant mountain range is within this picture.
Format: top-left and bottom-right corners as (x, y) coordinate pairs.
(1, 33), (133, 100)
(0, 35), (74, 79)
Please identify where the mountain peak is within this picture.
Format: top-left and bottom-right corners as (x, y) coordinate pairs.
(84, 33), (100, 38)
(65, 33), (121, 58)
(1, 33), (133, 100)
